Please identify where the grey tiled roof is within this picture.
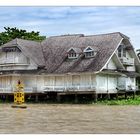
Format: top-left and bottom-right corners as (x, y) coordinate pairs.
(0, 32), (129, 74)
(41, 32), (124, 74)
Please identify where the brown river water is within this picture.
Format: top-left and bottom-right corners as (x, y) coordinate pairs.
(0, 104), (140, 134)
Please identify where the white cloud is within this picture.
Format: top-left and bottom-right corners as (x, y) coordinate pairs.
(0, 7), (140, 49)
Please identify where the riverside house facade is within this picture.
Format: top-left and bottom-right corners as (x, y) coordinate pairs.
(0, 32), (140, 101)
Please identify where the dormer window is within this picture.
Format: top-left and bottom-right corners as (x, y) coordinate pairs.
(118, 45), (126, 58)
(2, 46), (21, 52)
(68, 49), (77, 58)
(67, 47), (82, 59)
(84, 46), (97, 58)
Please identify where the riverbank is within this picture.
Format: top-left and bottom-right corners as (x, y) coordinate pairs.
(95, 95), (140, 105)
(1, 94), (140, 105)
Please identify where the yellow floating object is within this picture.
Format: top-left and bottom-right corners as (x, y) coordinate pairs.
(14, 80), (25, 104)
(12, 80), (27, 108)
(14, 92), (24, 104)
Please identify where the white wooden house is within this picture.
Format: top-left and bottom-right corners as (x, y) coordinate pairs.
(0, 32), (140, 101)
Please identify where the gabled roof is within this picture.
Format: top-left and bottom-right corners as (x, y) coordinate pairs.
(1, 38), (45, 67)
(67, 47), (82, 54)
(83, 46), (98, 52)
(41, 32), (124, 74)
(1, 32), (137, 74)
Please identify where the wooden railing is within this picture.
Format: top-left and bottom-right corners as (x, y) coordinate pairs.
(120, 57), (134, 66)
(117, 85), (126, 91)
(117, 85), (138, 91)
(0, 87), (13, 93)
(0, 87), (38, 93)
(43, 85), (96, 92)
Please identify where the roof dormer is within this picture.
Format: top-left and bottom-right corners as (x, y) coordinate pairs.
(67, 47), (82, 59)
(83, 46), (97, 58)
(1, 46), (21, 52)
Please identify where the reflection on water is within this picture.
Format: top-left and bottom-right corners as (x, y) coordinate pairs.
(0, 104), (140, 134)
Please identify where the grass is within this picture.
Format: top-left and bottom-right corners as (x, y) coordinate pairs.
(95, 95), (140, 105)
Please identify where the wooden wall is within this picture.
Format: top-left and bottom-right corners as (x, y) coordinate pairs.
(0, 51), (38, 70)
(0, 73), (136, 94)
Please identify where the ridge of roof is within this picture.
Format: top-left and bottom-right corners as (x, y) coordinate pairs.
(46, 32), (129, 40)
(49, 34), (84, 38)
(84, 32), (129, 39)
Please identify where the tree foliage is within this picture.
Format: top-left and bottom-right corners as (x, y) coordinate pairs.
(0, 27), (46, 45)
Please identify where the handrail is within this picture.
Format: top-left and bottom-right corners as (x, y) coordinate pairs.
(120, 57), (134, 65)
(0, 87), (36, 93)
(44, 85), (96, 91)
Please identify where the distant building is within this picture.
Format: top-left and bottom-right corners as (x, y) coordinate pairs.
(0, 32), (140, 101)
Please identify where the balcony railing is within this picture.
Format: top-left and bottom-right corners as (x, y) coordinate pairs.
(43, 85), (96, 92)
(116, 85), (139, 92)
(0, 87), (13, 93)
(120, 57), (134, 66)
(117, 85), (126, 91)
(0, 87), (37, 93)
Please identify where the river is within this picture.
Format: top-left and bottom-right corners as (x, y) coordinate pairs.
(0, 104), (140, 134)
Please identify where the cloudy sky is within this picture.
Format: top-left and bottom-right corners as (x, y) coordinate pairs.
(0, 6), (140, 49)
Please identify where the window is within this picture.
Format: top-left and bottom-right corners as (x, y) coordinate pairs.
(118, 46), (122, 57)
(118, 45), (126, 58)
(84, 46), (95, 58)
(85, 51), (94, 58)
(2, 46), (21, 52)
(68, 52), (77, 58)
(123, 47), (126, 57)
(67, 49), (78, 59)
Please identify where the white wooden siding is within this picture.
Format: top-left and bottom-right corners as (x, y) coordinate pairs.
(55, 76), (64, 86)
(72, 75), (80, 86)
(108, 76), (117, 93)
(44, 76), (55, 86)
(80, 74), (91, 86)
(0, 51), (37, 70)
(126, 77), (136, 90)
(0, 73), (136, 94)
(0, 53), (6, 63)
(0, 76), (12, 88)
(96, 75), (107, 93)
(91, 74), (96, 85)
(104, 59), (117, 70)
(36, 76), (44, 92)
(0, 52), (28, 64)
(96, 74), (118, 93)
(64, 75), (72, 87)
(117, 77), (126, 89)
(126, 66), (135, 71)
(21, 76), (36, 87)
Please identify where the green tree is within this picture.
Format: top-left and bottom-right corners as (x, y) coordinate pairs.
(0, 27), (46, 45)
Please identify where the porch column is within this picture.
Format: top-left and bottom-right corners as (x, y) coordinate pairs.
(74, 94), (78, 103)
(116, 93), (118, 99)
(125, 92), (127, 99)
(35, 94), (39, 102)
(133, 91), (136, 99)
(107, 94), (110, 100)
(57, 94), (61, 102)
(94, 93), (98, 102)
(5, 94), (8, 101)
